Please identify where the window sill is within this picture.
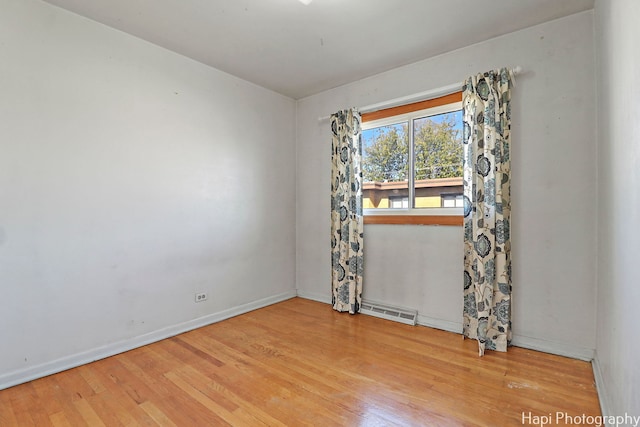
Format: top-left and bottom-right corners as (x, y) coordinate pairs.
(364, 215), (462, 226)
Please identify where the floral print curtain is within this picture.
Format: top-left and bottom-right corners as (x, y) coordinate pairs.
(462, 68), (513, 355)
(330, 109), (364, 314)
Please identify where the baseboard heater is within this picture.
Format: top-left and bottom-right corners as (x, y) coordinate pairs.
(360, 300), (417, 326)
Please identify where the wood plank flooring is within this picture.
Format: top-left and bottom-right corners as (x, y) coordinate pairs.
(0, 297), (601, 426)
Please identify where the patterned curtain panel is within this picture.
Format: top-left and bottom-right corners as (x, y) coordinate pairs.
(330, 109), (364, 314)
(462, 68), (513, 355)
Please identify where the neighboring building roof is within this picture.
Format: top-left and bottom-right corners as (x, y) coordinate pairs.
(363, 177), (463, 190)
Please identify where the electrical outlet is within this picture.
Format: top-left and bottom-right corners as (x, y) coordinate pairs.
(195, 292), (208, 303)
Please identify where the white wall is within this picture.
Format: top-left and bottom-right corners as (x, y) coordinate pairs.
(296, 11), (597, 358)
(594, 0), (640, 418)
(0, 0), (296, 388)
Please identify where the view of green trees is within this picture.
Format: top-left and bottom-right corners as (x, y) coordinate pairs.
(362, 112), (462, 182)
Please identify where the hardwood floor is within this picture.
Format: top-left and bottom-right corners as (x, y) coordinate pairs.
(0, 297), (601, 426)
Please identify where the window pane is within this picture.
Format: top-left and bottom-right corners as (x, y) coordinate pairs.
(443, 198), (456, 208)
(389, 196), (409, 209)
(442, 194), (463, 208)
(413, 110), (463, 209)
(362, 122), (409, 209)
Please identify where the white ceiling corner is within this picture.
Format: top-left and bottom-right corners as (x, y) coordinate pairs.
(41, 0), (594, 99)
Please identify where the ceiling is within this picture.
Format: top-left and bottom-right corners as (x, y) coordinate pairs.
(41, 0), (594, 99)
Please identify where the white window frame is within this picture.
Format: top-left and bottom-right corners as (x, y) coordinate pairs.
(362, 100), (463, 217)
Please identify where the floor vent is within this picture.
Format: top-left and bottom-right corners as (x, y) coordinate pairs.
(360, 301), (417, 326)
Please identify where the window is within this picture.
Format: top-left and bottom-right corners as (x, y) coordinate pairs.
(389, 196), (409, 209)
(441, 193), (464, 208)
(361, 92), (464, 225)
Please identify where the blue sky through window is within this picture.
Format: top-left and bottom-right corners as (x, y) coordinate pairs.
(362, 110), (462, 150)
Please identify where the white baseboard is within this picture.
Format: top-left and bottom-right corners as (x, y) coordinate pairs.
(0, 290), (297, 391)
(297, 295), (596, 362)
(417, 315), (463, 334)
(416, 317), (595, 361)
(510, 335), (594, 361)
(417, 315), (595, 361)
(591, 353), (610, 424)
(296, 289), (332, 304)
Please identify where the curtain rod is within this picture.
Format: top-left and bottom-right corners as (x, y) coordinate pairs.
(318, 66), (522, 122)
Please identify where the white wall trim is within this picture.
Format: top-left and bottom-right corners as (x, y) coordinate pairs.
(297, 295), (595, 361)
(0, 290), (296, 391)
(591, 353), (610, 425)
(417, 315), (462, 334)
(296, 289), (332, 304)
(509, 335), (594, 361)
(415, 315), (596, 362)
